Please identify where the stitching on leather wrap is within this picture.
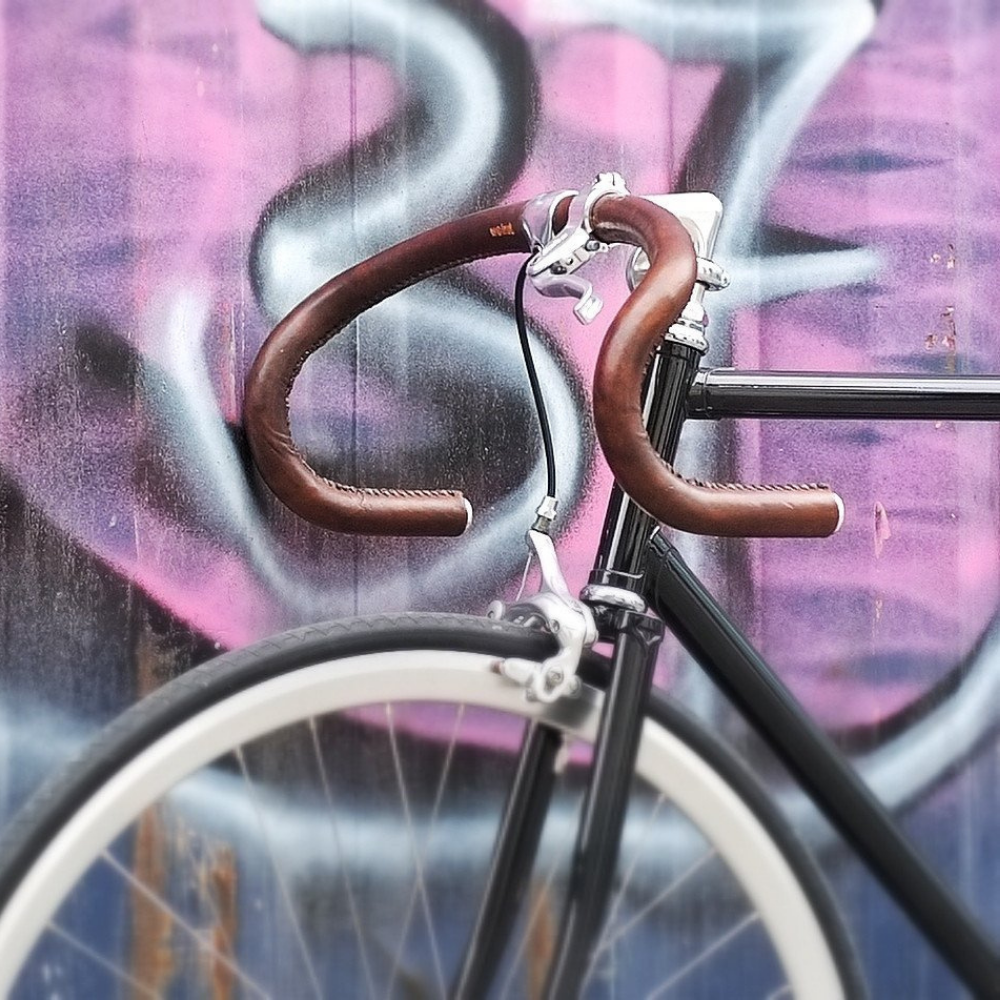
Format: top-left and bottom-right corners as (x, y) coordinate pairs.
(671, 465), (829, 493)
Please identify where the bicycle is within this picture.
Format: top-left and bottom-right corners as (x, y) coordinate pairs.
(1, 172), (998, 998)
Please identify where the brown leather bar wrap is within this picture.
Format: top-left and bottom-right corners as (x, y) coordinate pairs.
(244, 201), (532, 536)
(590, 194), (842, 537)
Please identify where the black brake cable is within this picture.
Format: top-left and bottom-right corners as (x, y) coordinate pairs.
(514, 257), (557, 502)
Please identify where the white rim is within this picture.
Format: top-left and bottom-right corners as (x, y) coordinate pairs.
(0, 649), (843, 998)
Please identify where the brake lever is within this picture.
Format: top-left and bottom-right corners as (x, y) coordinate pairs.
(521, 172), (630, 325)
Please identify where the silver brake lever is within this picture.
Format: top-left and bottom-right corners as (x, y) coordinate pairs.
(521, 172), (630, 325)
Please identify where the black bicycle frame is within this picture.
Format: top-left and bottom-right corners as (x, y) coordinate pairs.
(453, 342), (698, 1000)
(688, 368), (1000, 421)
(456, 350), (1000, 999)
(670, 365), (1000, 996)
(646, 533), (1000, 997)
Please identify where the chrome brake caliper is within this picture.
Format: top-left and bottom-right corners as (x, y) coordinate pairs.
(488, 525), (597, 704)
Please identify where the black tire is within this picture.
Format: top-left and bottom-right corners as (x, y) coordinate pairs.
(0, 613), (865, 998)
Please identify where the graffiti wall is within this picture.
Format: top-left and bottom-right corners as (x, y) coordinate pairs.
(1, 0), (998, 994)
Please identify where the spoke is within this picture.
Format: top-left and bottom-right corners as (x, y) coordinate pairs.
(584, 791), (667, 985)
(309, 717), (378, 1000)
(383, 703), (448, 1000)
(592, 847), (719, 959)
(100, 851), (271, 999)
(47, 921), (161, 998)
(168, 817), (241, 995)
(498, 811), (565, 1000)
(174, 820), (236, 960)
(386, 704), (466, 994)
(235, 747), (323, 999)
(500, 864), (560, 1000)
(644, 912), (761, 999)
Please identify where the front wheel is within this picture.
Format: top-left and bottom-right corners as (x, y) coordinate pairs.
(0, 613), (863, 998)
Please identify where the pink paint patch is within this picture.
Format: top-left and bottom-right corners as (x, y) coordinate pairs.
(874, 502), (892, 558)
